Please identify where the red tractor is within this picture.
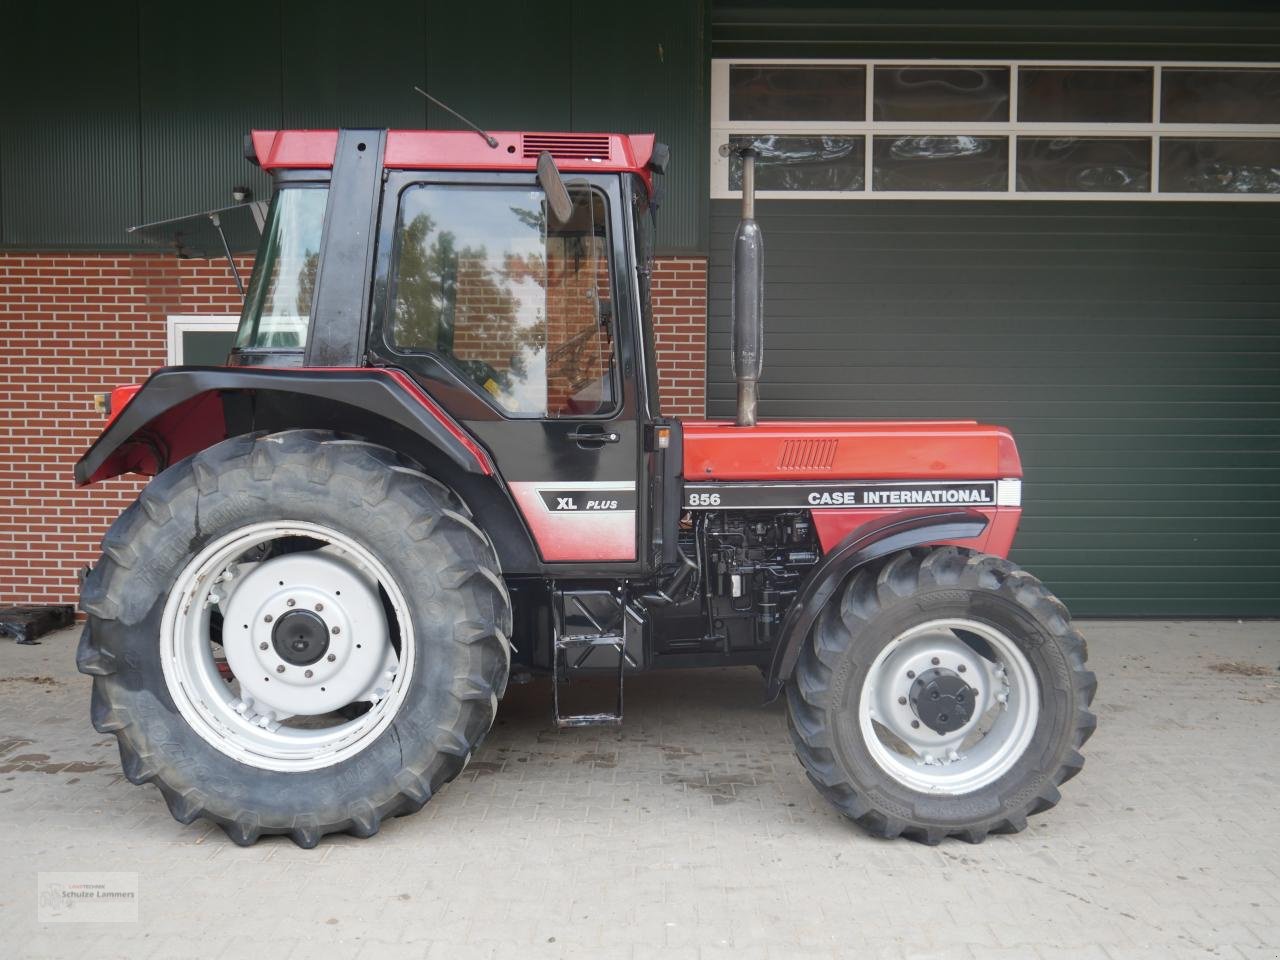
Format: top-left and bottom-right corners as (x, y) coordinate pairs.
(75, 128), (1095, 847)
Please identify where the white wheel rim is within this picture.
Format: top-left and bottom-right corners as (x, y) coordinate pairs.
(858, 618), (1039, 795)
(160, 521), (415, 773)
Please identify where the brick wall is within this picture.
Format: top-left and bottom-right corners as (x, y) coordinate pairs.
(650, 257), (707, 418)
(0, 252), (707, 606)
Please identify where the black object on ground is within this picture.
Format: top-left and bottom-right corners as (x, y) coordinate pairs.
(0, 605), (75, 645)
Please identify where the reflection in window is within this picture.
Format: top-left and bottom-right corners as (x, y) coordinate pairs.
(874, 66), (1009, 122)
(729, 65), (865, 122)
(873, 136), (1008, 191)
(1017, 138), (1150, 192)
(1162, 69), (1280, 125)
(235, 187), (327, 350)
(1160, 139), (1280, 194)
(389, 185), (617, 417)
(1018, 68), (1152, 123)
(729, 135), (864, 191)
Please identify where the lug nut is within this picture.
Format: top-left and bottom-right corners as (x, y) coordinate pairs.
(259, 642), (268, 651)
(911, 720), (920, 729)
(898, 696), (907, 705)
(958, 664), (967, 673)
(315, 603), (324, 612)
(906, 670), (916, 679)
(327, 653), (336, 662)
(276, 665), (285, 674)
(263, 614), (273, 623)
(286, 599), (296, 608)
(331, 626), (340, 635)
(931, 657), (940, 666)
(305, 670), (313, 679)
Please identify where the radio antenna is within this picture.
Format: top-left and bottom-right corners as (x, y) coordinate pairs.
(413, 86), (499, 149)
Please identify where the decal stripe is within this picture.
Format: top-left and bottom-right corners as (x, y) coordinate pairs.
(509, 481), (637, 562)
(683, 480), (999, 510)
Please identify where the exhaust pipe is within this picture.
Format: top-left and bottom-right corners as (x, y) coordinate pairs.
(731, 147), (764, 427)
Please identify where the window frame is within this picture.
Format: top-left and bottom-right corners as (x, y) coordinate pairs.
(711, 58), (1280, 201)
(379, 177), (624, 421)
(167, 315), (238, 365)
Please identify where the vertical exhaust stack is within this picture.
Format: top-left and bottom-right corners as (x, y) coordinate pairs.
(731, 147), (764, 427)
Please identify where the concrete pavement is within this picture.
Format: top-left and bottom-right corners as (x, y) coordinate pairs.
(0, 620), (1277, 959)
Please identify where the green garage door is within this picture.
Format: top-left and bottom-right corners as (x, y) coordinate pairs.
(707, 200), (1280, 616)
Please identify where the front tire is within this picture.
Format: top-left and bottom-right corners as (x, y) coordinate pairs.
(76, 430), (511, 847)
(786, 547), (1096, 844)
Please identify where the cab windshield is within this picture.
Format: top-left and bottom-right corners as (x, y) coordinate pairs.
(386, 183), (618, 418)
(234, 186), (329, 351)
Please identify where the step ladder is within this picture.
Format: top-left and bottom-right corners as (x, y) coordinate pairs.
(552, 631), (625, 727)
(551, 590), (639, 727)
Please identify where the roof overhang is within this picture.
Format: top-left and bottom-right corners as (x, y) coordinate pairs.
(246, 129), (658, 189)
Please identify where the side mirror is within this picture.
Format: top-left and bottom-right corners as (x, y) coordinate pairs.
(537, 151), (574, 225)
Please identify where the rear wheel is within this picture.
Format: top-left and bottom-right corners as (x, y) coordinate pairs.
(77, 430), (511, 846)
(786, 547), (1096, 844)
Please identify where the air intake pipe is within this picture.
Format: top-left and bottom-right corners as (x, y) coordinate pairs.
(730, 147), (764, 427)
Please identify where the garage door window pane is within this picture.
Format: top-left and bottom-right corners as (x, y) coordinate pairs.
(1017, 137), (1151, 192)
(1162, 69), (1280, 124)
(1160, 138), (1280, 194)
(729, 66), (866, 122)
(729, 135), (864, 191)
(874, 67), (1009, 122)
(873, 136), (1008, 191)
(1018, 68), (1153, 123)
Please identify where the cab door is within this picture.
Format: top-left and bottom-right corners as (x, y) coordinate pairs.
(371, 172), (646, 567)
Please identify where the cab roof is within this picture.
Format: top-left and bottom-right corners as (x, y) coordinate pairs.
(248, 129), (659, 189)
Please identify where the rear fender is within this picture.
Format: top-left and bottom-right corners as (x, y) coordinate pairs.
(77, 367), (493, 485)
(75, 366), (541, 572)
(763, 509), (989, 701)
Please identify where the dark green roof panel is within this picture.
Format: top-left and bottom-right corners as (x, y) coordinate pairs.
(1, 6), (141, 248)
(713, 1), (1280, 61)
(0, 0), (708, 252)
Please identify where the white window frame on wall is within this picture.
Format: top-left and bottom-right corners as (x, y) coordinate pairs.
(166, 315), (239, 365)
(711, 58), (1280, 201)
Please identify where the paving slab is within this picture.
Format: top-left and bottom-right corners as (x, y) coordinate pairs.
(0, 620), (1277, 959)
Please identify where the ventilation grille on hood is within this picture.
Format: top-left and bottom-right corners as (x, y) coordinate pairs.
(777, 439), (838, 472)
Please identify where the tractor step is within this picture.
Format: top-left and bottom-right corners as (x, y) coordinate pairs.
(551, 587), (645, 728)
(552, 632), (625, 727)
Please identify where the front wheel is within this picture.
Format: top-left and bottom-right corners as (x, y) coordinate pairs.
(77, 430), (511, 847)
(786, 547), (1096, 844)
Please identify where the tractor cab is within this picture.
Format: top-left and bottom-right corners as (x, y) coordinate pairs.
(233, 129), (674, 570)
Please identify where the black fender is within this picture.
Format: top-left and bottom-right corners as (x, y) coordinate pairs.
(74, 365), (541, 571)
(763, 509), (990, 701)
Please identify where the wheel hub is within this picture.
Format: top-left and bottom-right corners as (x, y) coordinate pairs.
(858, 618), (1041, 795)
(272, 609), (331, 666)
(220, 550), (397, 719)
(909, 668), (977, 735)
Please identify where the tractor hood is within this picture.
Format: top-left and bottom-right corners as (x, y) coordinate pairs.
(681, 420), (1022, 482)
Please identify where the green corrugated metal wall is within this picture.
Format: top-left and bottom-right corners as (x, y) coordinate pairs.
(707, 202), (1280, 616)
(0, 1), (706, 253)
(708, 3), (1280, 616)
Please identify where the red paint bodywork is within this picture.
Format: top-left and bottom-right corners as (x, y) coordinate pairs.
(249, 129), (659, 192)
(80, 368), (492, 486)
(681, 419), (1021, 481)
(507, 482), (637, 563)
(682, 420), (1023, 556)
(105, 384), (143, 427)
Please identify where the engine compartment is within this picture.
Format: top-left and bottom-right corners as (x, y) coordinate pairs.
(645, 510), (821, 666)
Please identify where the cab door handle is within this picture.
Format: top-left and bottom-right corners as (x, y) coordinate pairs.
(567, 426), (620, 445)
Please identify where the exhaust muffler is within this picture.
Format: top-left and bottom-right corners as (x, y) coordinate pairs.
(730, 147), (764, 427)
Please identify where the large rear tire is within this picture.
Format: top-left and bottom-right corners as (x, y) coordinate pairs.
(76, 430), (511, 847)
(786, 547), (1096, 844)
